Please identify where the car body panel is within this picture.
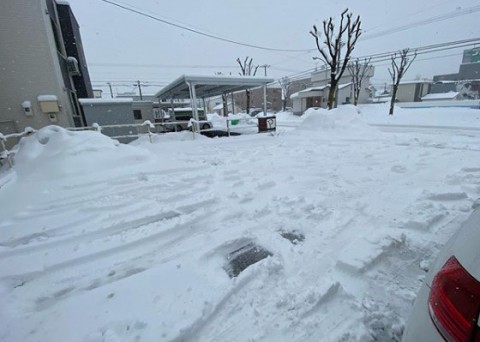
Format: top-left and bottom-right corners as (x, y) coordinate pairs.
(402, 208), (480, 341)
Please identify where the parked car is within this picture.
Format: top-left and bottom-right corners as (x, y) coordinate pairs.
(402, 207), (480, 342)
(159, 108), (212, 132)
(248, 108), (263, 117)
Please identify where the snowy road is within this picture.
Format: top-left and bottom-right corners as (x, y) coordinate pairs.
(1, 106), (480, 341)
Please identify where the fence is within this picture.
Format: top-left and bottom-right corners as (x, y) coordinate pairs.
(0, 116), (270, 168)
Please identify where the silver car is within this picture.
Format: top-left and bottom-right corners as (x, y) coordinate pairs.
(402, 207), (480, 341)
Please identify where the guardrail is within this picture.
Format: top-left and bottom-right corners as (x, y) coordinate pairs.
(0, 117), (256, 168)
(0, 127), (36, 167)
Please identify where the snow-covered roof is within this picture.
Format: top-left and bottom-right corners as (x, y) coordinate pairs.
(338, 82), (352, 90)
(290, 83), (351, 99)
(79, 98), (133, 105)
(37, 95), (58, 102)
(399, 79), (433, 85)
(290, 86), (328, 99)
(421, 91), (459, 101)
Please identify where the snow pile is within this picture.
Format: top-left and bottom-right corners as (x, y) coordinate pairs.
(274, 110), (303, 123)
(13, 126), (151, 180)
(296, 105), (380, 137)
(207, 112), (227, 128)
(131, 131), (208, 145)
(1, 108), (480, 341)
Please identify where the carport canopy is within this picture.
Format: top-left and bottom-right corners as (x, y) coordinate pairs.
(155, 75), (275, 129)
(154, 75), (274, 100)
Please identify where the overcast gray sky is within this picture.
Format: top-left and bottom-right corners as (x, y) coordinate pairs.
(65, 0), (480, 95)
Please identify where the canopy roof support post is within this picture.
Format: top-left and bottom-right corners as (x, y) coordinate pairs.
(187, 82), (200, 133)
(202, 98), (207, 118)
(263, 84), (267, 116)
(170, 97), (176, 132)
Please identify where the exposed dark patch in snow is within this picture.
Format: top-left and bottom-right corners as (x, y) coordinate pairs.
(224, 242), (272, 278)
(280, 231), (305, 244)
(426, 192), (468, 201)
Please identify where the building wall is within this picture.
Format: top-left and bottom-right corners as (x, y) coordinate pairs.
(0, 0), (92, 143)
(233, 87), (282, 112)
(133, 101), (154, 123)
(80, 100), (136, 143)
(395, 83), (431, 102)
(395, 83), (417, 102)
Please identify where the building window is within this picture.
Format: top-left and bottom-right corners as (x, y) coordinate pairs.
(133, 109), (142, 120)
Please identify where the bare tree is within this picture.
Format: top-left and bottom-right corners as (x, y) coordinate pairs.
(310, 9), (362, 109)
(388, 48), (417, 115)
(237, 57), (259, 114)
(278, 76), (292, 111)
(347, 57), (372, 106)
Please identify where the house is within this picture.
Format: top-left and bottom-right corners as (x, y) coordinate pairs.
(289, 64), (374, 115)
(395, 80), (432, 102)
(0, 0), (93, 147)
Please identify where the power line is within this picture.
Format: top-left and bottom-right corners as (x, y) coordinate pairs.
(361, 5), (480, 41)
(281, 37), (480, 83)
(362, 0), (452, 33)
(89, 63), (239, 69)
(98, 0), (313, 53)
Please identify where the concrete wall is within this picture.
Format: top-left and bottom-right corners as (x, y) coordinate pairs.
(0, 0), (76, 136)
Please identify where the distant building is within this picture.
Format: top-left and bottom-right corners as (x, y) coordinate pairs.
(233, 87), (283, 112)
(289, 65), (375, 115)
(430, 47), (480, 100)
(79, 98), (137, 143)
(0, 0), (93, 146)
(394, 80), (432, 103)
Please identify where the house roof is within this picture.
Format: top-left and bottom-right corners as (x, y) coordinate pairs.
(154, 75), (274, 100)
(399, 79), (433, 85)
(290, 82), (352, 99)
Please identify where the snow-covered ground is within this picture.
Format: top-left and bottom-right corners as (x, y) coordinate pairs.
(1, 105), (480, 341)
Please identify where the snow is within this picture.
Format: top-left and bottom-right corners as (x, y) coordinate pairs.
(37, 95), (58, 102)
(421, 91), (459, 100)
(1, 105), (480, 341)
(78, 98), (133, 105)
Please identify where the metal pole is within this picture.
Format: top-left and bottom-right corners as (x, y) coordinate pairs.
(108, 82), (113, 98)
(137, 80), (143, 100)
(187, 82), (200, 133)
(170, 97), (176, 132)
(263, 84), (267, 116)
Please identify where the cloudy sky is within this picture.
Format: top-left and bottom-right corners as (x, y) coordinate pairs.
(65, 0), (480, 96)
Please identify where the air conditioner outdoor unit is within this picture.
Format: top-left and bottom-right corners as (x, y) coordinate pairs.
(66, 56), (80, 76)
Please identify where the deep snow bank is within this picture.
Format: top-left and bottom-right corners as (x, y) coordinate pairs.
(13, 126), (152, 180)
(296, 105), (380, 137)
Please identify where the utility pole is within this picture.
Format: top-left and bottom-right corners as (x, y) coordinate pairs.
(137, 80), (143, 100)
(107, 82), (113, 98)
(260, 64), (270, 77)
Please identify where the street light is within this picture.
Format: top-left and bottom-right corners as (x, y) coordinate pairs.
(312, 57), (328, 85)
